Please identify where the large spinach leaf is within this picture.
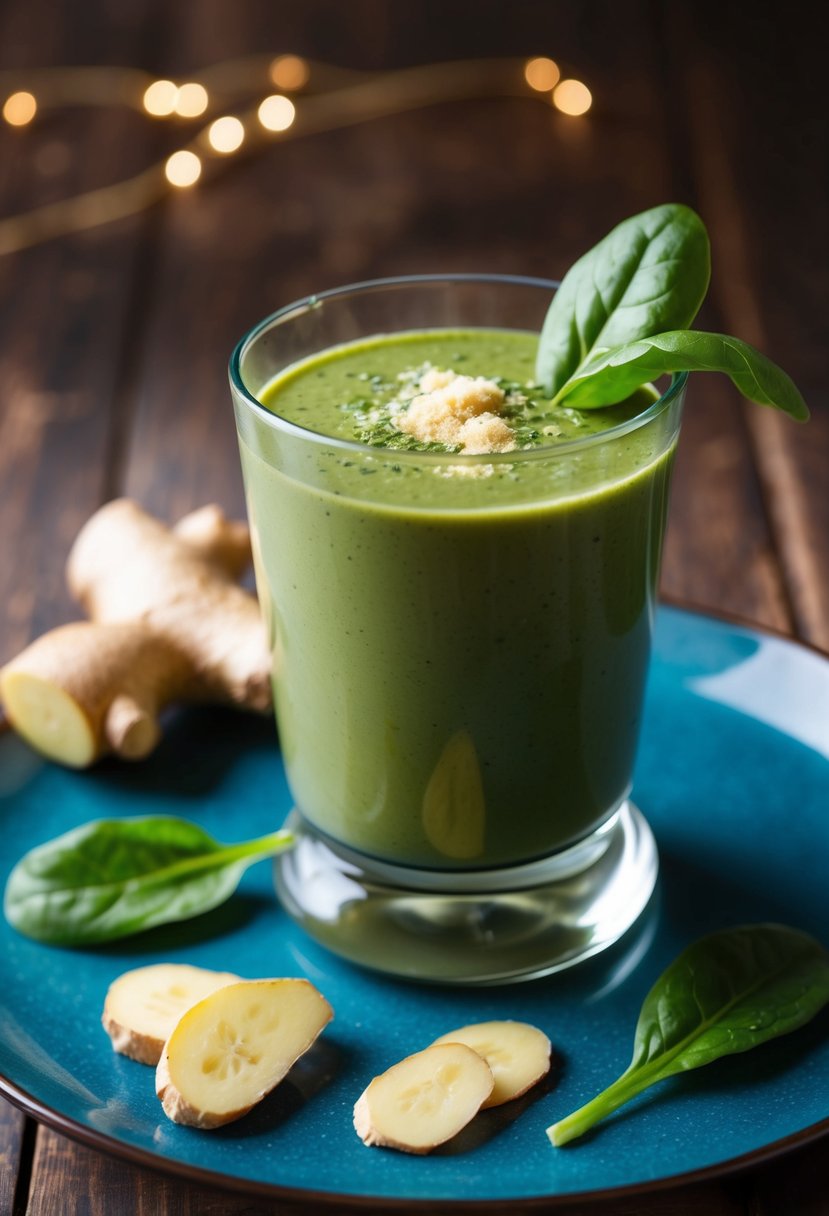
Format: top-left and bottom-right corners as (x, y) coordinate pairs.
(548, 924), (829, 1146)
(4, 816), (293, 946)
(536, 204), (710, 398)
(535, 204), (807, 421)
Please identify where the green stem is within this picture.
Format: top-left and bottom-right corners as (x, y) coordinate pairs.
(547, 1070), (646, 1146)
(120, 828), (295, 891)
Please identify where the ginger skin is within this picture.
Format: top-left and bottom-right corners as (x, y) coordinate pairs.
(0, 499), (272, 767)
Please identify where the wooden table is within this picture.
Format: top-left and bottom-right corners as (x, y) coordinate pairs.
(1, 1), (826, 1211)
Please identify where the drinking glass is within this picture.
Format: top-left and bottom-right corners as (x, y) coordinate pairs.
(229, 275), (685, 983)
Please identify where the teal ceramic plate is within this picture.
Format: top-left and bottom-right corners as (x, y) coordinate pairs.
(1, 605), (827, 1207)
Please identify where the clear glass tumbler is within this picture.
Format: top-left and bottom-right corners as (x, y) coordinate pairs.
(229, 275), (686, 983)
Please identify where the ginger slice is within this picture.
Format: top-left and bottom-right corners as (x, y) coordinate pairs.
(431, 1020), (551, 1108)
(353, 1042), (493, 1154)
(155, 979), (333, 1129)
(102, 963), (241, 1066)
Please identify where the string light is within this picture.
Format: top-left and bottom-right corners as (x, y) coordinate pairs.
(552, 79), (592, 116)
(257, 94), (296, 132)
(175, 82), (209, 118)
(0, 55), (592, 254)
(3, 91), (37, 126)
(524, 57), (560, 92)
(269, 55), (309, 91)
(165, 149), (202, 187)
(208, 115), (245, 153)
(143, 80), (178, 117)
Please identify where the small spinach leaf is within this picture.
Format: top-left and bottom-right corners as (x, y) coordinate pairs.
(536, 204), (710, 397)
(554, 331), (809, 420)
(3, 816), (293, 946)
(548, 924), (829, 1146)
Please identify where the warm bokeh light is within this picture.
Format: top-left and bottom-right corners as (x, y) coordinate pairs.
(269, 54), (309, 90)
(143, 80), (179, 117)
(175, 82), (208, 118)
(164, 149), (202, 187)
(258, 94), (296, 132)
(524, 57), (560, 92)
(552, 79), (592, 116)
(208, 115), (245, 153)
(3, 91), (37, 126)
(1, 53), (602, 257)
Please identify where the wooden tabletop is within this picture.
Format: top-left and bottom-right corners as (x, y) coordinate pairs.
(1, 1), (827, 1212)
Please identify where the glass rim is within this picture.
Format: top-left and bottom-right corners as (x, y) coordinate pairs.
(228, 273), (688, 464)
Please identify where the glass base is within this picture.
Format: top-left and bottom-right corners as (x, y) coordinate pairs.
(274, 801), (658, 985)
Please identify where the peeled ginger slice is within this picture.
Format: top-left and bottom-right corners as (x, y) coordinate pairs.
(353, 1042), (493, 1154)
(156, 978), (333, 1128)
(431, 1019), (551, 1107)
(102, 963), (241, 1065)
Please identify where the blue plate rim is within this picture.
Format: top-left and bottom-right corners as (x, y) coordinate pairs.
(1, 1069), (826, 1210)
(1, 600), (827, 1208)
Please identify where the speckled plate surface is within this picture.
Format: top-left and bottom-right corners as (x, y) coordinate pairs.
(1, 605), (827, 1208)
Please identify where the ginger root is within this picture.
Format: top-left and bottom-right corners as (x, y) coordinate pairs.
(0, 499), (272, 766)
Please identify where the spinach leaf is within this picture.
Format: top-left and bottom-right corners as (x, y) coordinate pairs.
(554, 331), (809, 420)
(548, 924), (829, 1146)
(536, 204), (710, 398)
(4, 817), (293, 946)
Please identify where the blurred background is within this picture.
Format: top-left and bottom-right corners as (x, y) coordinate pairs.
(0, 0), (826, 652)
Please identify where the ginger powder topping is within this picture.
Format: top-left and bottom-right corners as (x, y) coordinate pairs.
(395, 370), (517, 454)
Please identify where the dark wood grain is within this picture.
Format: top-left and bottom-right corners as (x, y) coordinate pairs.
(0, 1099), (30, 1215)
(665, 5), (829, 649)
(0, 1), (826, 1213)
(0, 0), (167, 657)
(746, 1139), (829, 1216)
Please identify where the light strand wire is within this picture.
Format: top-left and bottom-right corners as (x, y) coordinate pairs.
(0, 57), (589, 255)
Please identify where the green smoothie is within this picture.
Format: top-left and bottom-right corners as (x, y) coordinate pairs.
(237, 328), (678, 869)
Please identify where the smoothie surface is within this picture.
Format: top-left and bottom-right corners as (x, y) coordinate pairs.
(259, 328), (651, 451)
